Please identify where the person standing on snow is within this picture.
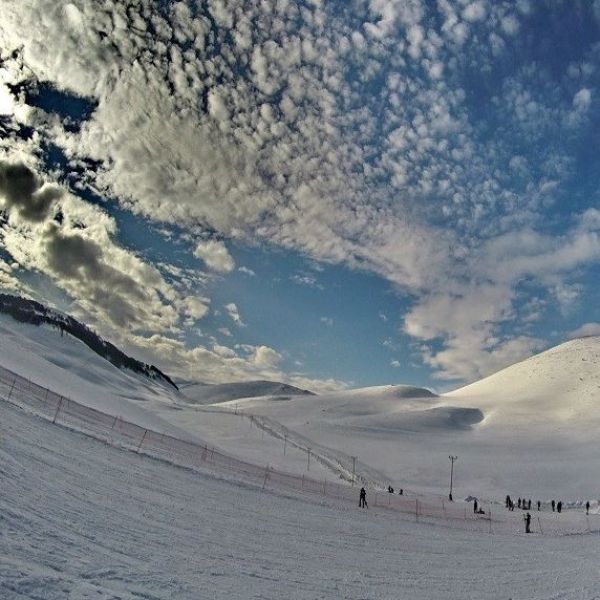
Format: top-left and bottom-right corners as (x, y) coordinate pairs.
(359, 487), (368, 508)
(524, 512), (531, 534)
(551, 500), (555, 512)
(586, 501), (590, 515)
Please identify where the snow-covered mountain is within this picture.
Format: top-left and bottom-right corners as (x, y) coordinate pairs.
(447, 336), (600, 426)
(178, 379), (314, 404)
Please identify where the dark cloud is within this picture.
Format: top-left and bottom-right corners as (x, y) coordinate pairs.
(0, 161), (62, 222)
(42, 222), (147, 328)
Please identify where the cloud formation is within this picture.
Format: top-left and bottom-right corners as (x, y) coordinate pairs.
(0, 0), (599, 384)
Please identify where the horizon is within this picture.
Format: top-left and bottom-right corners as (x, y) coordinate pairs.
(1, 0), (600, 393)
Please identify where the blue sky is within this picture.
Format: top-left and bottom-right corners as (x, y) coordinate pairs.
(1, 0), (600, 392)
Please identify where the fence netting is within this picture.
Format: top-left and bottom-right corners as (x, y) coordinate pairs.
(0, 363), (594, 537)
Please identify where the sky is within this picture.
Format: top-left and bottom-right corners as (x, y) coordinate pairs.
(1, 0), (600, 393)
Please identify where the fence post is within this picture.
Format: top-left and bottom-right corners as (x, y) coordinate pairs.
(52, 396), (64, 424)
(136, 429), (147, 453)
(7, 377), (16, 401)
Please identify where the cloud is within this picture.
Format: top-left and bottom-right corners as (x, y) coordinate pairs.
(390, 360), (401, 368)
(1, 0), (600, 388)
(0, 160), (62, 223)
(238, 266), (255, 276)
(225, 302), (245, 327)
(251, 345), (282, 368)
(0, 162), (209, 334)
(194, 240), (235, 274)
(290, 273), (324, 289)
(569, 323), (600, 339)
(462, 2), (487, 23)
(320, 316), (333, 327)
(573, 88), (592, 113)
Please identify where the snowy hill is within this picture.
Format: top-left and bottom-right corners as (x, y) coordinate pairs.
(178, 379), (314, 404)
(1, 297), (600, 500)
(446, 336), (600, 426)
(0, 293), (177, 389)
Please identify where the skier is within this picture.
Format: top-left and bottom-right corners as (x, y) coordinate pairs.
(551, 500), (555, 512)
(586, 501), (590, 515)
(557, 501), (562, 513)
(388, 485), (394, 494)
(518, 497), (521, 509)
(398, 488), (403, 496)
(524, 512), (531, 534)
(528, 499), (532, 510)
(359, 487), (368, 508)
(537, 500), (541, 511)
(473, 499), (478, 514)
(505, 495), (511, 509)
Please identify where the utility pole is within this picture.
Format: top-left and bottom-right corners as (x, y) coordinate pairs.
(448, 455), (458, 501)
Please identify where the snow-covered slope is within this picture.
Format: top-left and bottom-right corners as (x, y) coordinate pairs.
(447, 336), (600, 426)
(5, 398), (600, 600)
(185, 340), (600, 499)
(0, 313), (193, 439)
(2, 299), (600, 501)
(178, 379), (314, 404)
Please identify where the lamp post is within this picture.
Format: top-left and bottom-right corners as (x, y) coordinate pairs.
(448, 455), (458, 501)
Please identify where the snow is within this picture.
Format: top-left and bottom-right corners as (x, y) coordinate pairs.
(178, 379), (312, 404)
(3, 398), (600, 600)
(2, 312), (600, 502)
(3, 314), (600, 597)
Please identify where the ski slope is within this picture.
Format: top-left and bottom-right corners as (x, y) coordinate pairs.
(2, 311), (600, 501)
(2, 398), (600, 600)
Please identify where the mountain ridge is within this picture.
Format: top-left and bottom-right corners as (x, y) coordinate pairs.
(0, 293), (178, 390)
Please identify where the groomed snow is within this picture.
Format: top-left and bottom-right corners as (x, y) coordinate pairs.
(2, 399), (600, 600)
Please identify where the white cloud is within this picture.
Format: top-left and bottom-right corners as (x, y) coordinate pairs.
(573, 88), (592, 113)
(194, 240), (235, 274)
(238, 266), (255, 276)
(225, 302), (245, 327)
(252, 345), (282, 368)
(462, 2), (487, 23)
(569, 323), (600, 339)
(1, 0), (599, 388)
(390, 359), (401, 368)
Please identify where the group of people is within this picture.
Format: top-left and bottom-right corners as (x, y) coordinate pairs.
(503, 495), (584, 514)
(359, 488), (593, 525)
